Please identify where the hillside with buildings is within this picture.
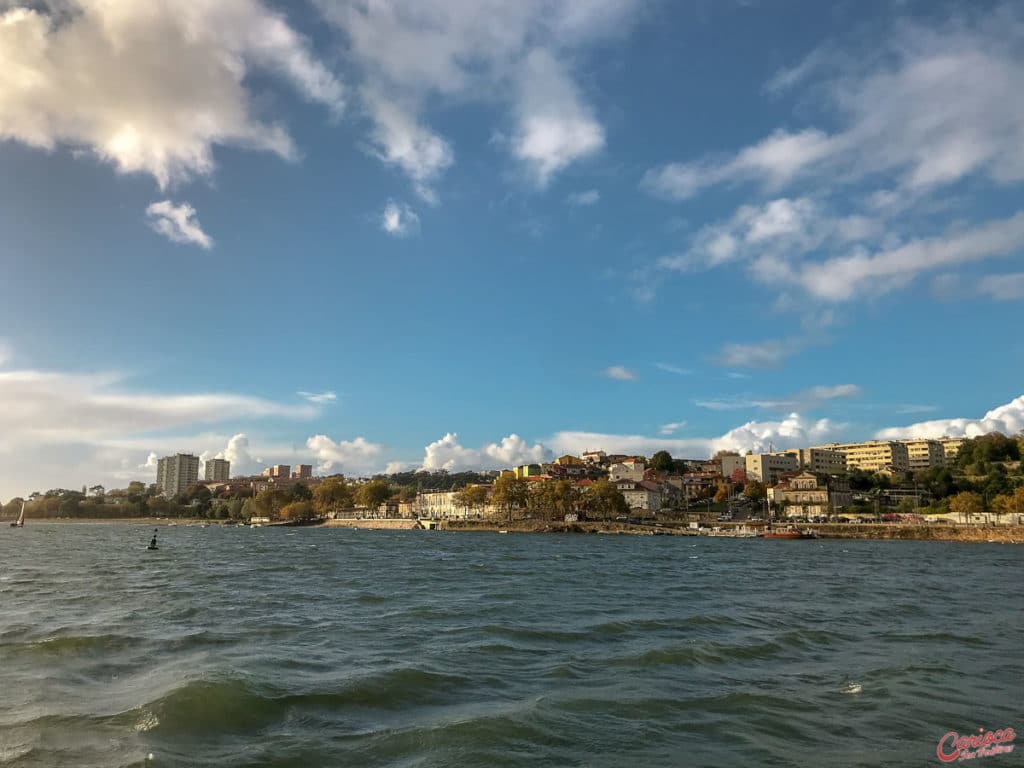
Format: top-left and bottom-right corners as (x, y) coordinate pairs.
(3, 433), (1023, 527)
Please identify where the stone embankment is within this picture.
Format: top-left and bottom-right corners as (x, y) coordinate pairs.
(322, 518), (422, 530)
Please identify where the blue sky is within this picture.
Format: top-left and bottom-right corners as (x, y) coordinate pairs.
(1, 0), (1024, 499)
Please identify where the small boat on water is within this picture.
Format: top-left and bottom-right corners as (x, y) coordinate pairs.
(763, 525), (817, 540)
(10, 501), (26, 528)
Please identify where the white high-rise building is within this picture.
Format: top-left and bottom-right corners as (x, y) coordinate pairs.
(204, 458), (230, 482)
(157, 453), (200, 497)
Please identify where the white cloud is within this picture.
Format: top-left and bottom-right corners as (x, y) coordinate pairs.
(642, 12), (1024, 199)
(696, 384), (862, 411)
(306, 434), (385, 476)
(603, 365), (638, 381)
(567, 189), (600, 206)
(977, 272), (1024, 301)
(364, 94), (452, 204)
(420, 432), (550, 472)
(145, 200), (213, 249)
(714, 340), (793, 369)
(138, 452), (159, 471)
(196, 433), (264, 477)
(0, 0), (343, 188)
(659, 421), (686, 436)
(658, 197), (880, 275)
(546, 413), (845, 460)
(297, 391), (337, 404)
(655, 363), (691, 376)
(380, 200), (421, 237)
(0, 345), (329, 498)
(797, 212), (1024, 301)
(642, 130), (837, 200)
(316, 0), (636, 189)
(875, 395), (1024, 440)
(511, 49), (605, 187)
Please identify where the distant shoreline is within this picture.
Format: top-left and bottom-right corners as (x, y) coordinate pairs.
(9, 517), (1023, 543)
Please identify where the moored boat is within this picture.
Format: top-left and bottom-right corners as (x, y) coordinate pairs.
(763, 525), (817, 539)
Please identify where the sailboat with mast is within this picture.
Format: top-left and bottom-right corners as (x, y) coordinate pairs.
(10, 501), (25, 528)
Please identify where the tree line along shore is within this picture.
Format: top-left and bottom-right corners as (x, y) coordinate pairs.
(4, 432), (1024, 528)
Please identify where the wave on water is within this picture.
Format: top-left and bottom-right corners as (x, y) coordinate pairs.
(126, 668), (478, 735)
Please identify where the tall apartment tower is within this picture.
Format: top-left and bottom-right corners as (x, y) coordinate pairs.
(270, 464), (290, 478)
(156, 453), (200, 497)
(292, 464), (313, 479)
(204, 458), (231, 482)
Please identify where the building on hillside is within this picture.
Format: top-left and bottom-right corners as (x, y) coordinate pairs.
(817, 441), (910, 473)
(608, 459), (646, 482)
(581, 450), (607, 465)
(497, 469), (516, 480)
(514, 464), (543, 479)
(157, 453), (200, 497)
(613, 479), (667, 512)
(417, 489), (495, 519)
(768, 472), (851, 518)
(776, 448), (848, 474)
(719, 455), (745, 478)
(936, 437), (966, 464)
(745, 453), (799, 484)
(902, 440), (946, 470)
(292, 464), (313, 479)
(204, 458), (230, 482)
(554, 454), (584, 466)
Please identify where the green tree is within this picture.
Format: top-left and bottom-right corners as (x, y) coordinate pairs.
(398, 486), (418, 503)
(355, 479), (390, 515)
(714, 485), (729, 504)
(289, 482), (313, 501)
(227, 498), (245, 520)
(254, 489), (288, 518)
(582, 478), (629, 520)
(280, 500), (315, 521)
(650, 451), (675, 473)
(491, 474), (529, 521)
(743, 481), (767, 501)
(949, 491), (984, 524)
(312, 477), (353, 517)
(454, 484), (490, 517)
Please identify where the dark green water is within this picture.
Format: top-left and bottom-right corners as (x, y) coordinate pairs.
(0, 525), (1021, 767)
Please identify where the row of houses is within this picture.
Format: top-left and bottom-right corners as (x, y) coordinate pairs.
(740, 437), (966, 484)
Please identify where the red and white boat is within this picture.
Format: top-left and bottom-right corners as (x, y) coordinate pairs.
(763, 525), (816, 539)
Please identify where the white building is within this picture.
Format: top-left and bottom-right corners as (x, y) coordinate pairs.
(157, 453), (200, 497)
(204, 458), (230, 482)
(609, 459), (646, 482)
(745, 453), (799, 484)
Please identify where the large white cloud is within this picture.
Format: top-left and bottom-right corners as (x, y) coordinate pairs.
(306, 434), (386, 476)
(546, 413), (846, 460)
(315, 0), (638, 191)
(0, 0), (343, 188)
(0, 345), (325, 499)
(875, 395), (1024, 440)
(420, 432), (550, 472)
(642, 13), (1024, 200)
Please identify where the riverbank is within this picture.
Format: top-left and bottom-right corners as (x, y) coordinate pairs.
(421, 519), (1024, 542)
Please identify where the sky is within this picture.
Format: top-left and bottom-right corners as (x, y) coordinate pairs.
(1, 0), (1024, 500)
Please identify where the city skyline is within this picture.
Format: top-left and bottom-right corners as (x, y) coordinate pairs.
(3, 1), (1024, 500)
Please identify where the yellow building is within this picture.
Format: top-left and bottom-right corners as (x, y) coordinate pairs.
(902, 439), (946, 470)
(775, 448), (847, 474)
(514, 464), (543, 479)
(936, 437), (965, 464)
(815, 441), (910, 473)
(768, 472), (852, 517)
(553, 454), (584, 466)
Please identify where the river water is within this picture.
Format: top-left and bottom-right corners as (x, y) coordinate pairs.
(0, 524), (1021, 767)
